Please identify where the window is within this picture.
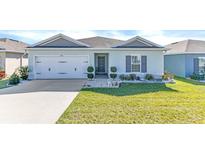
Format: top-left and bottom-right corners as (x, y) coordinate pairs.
(199, 57), (205, 74)
(131, 55), (140, 72)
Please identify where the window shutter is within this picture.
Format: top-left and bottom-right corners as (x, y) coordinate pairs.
(126, 56), (131, 72)
(193, 58), (199, 74)
(141, 56), (147, 73)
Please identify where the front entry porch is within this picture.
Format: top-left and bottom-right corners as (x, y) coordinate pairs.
(94, 53), (109, 77)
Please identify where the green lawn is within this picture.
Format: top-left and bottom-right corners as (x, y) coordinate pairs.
(0, 79), (8, 89)
(57, 77), (205, 124)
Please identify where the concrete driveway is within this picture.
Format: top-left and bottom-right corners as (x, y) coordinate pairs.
(0, 80), (85, 124)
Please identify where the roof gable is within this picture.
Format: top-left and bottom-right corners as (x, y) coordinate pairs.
(31, 33), (90, 48)
(112, 36), (162, 48)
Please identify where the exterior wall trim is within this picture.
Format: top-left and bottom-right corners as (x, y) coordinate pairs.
(27, 48), (166, 51)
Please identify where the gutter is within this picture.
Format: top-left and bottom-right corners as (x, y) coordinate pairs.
(26, 47), (168, 51)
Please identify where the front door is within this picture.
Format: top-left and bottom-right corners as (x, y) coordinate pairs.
(97, 56), (105, 74)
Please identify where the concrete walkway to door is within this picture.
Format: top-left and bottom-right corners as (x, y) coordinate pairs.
(0, 80), (85, 124)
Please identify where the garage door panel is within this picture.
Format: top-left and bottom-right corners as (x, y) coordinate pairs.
(35, 56), (89, 79)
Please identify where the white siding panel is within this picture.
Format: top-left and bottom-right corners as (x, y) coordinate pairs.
(28, 49), (164, 79)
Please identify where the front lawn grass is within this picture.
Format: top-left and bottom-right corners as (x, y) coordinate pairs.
(0, 79), (8, 89)
(57, 77), (205, 124)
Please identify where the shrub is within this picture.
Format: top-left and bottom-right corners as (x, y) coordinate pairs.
(110, 66), (117, 73)
(136, 76), (141, 80)
(145, 74), (154, 80)
(119, 74), (125, 80)
(119, 74), (133, 80)
(87, 73), (94, 79)
(9, 73), (20, 85)
(110, 73), (117, 79)
(87, 66), (94, 73)
(130, 74), (137, 80)
(190, 73), (201, 80)
(124, 74), (132, 80)
(162, 72), (174, 80)
(18, 66), (29, 80)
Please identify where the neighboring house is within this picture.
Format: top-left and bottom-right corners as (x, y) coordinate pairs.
(0, 38), (28, 76)
(27, 33), (166, 79)
(165, 39), (205, 77)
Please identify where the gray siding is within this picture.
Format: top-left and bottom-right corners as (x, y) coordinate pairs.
(185, 54), (205, 77)
(122, 40), (150, 47)
(164, 54), (186, 77)
(39, 38), (83, 47)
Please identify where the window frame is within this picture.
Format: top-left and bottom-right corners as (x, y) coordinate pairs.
(198, 57), (205, 74)
(130, 55), (141, 73)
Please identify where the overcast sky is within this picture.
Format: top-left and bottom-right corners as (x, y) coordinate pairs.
(1, 30), (205, 45)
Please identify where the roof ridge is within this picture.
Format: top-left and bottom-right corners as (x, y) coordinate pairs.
(0, 37), (28, 45)
(184, 39), (190, 52)
(78, 36), (124, 41)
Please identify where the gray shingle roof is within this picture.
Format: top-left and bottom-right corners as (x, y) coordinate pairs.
(0, 38), (28, 53)
(78, 36), (124, 48)
(166, 39), (205, 53)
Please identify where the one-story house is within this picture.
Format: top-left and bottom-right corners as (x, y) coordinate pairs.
(164, 39), (205, 77)
(0, 38), (28, 76)
(27, 33), (166, 79)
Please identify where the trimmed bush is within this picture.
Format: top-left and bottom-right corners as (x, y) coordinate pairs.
(130, 74), (137, 80)
(87, 66), (94, 80)
(110, 66), (117, 73)
(87, 73), (94, 79)
(145, 74), (154, 80)
(110, 73), (117, 79)
(87, 66), (94, 73)
(119, 74), (125, 80)
(9, 73), (20, 85)
(124, 74), (132, 80)
(119, 74), (133, 81)
(162, 72), (174, 80)
(190, 73), (201, 80)
(18, 66), (29, 80)
(136, 76), (140, 80)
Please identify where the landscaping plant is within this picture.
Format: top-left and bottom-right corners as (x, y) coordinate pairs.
(119, 74), (132, 81)
(87, 66), (94, 80)
(162, 72), (174, 80)
(124, 74), (132, 80)
(18, 66), (29, 80)
(110, 66), (117, 80)
(0, 66), (5, 79)
(145, 74), (154, 80)
(119, 74), (125, 80)
(9, 73), (20, 85)
(136, 76), (140, 80)
(130, 74), (137, 80)
(190, 73), (202, 80)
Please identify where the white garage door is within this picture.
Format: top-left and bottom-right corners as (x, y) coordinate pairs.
(35, 56), (89, 79)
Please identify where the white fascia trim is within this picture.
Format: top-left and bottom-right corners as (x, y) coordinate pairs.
(112, 36), (163, 48)
(0, 50), (25, 53)
(164, 52), (205, 55)
(30, 33), (90, 47)
(26, 47), (167, 51)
